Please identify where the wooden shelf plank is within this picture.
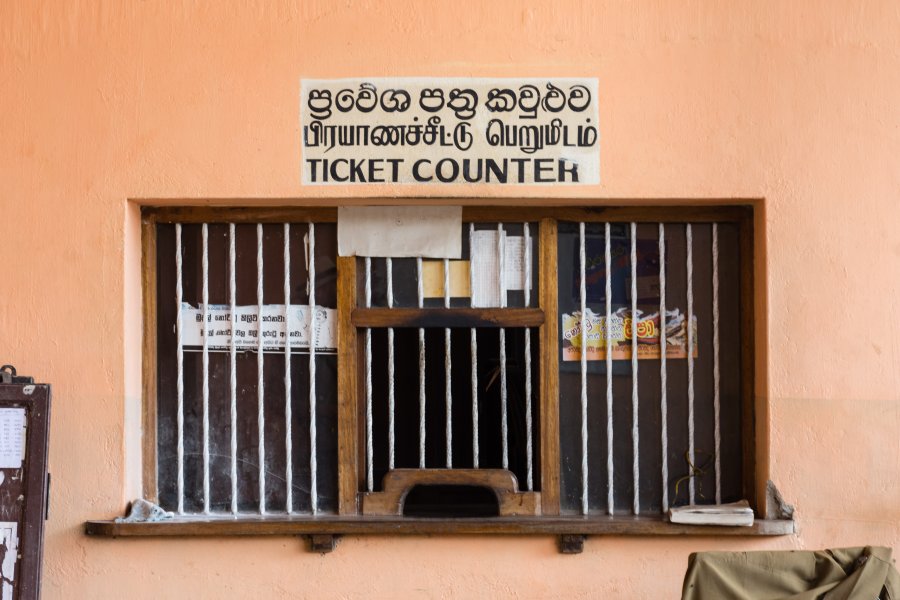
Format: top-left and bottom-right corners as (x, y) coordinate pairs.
(84, 516), (794, 537)
(351, 308), (544, 329)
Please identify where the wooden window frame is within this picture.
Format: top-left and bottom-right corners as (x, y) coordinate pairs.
(86, 203), (793, 550)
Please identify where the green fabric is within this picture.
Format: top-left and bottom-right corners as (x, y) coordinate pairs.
(682, 547), (900, 600)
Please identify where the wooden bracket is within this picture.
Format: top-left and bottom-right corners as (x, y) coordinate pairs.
(558, 534), (586, 554)
(306, 534), (338, 554)
(362, 469), (541, 517)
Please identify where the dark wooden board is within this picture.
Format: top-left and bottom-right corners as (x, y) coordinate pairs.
(361, 468), (540, 517)
(85, 514), (793, 537)
(352, 308), (544, 329)
(0, 383), (51, 600)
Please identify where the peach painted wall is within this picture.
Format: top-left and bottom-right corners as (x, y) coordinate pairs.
(1, 1), (899, 597)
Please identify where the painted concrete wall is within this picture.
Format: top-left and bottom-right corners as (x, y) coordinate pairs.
(1, 1), (898, 597)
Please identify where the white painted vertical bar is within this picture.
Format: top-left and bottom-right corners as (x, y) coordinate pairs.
(605, 222), (615, 515)
(175, 223), (185, 515)
(229, 224), (238, 515)
(283, 223), (293, 514)
(712, 223), (721, 504)
(256, 223), (266, 514)
(579, 222), (589, 515)
(630, 222), (639, 515)
(365, 257), (374, 492)
(444, 258), (452, 468)
(201, 223), (211, 514)
(469, 224), (479, 469)
(417, 257), (426, 468)
(386, 257), (395, 471)
(524, 222), (533, 491)
(307, 224), (318, 514)
(686, 223), (696, 505)
(658, 223), (669, 513)
(498, 223), (509, 470)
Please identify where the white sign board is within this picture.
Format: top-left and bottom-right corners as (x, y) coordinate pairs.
(0, 409), (25, 469)
(180, 304), (337, 352)
(301, 78), (600, 185)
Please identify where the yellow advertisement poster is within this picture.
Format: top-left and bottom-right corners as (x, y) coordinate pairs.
(561, 308), (698, 361)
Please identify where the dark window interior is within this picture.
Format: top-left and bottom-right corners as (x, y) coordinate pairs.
(403, 485), (500, 518)
(556, 221), (743, 514)
(156, 222), (339, 514)
(367, 327), (540, 493)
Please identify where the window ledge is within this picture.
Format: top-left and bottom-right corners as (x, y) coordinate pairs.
(85, 514), (795, 538)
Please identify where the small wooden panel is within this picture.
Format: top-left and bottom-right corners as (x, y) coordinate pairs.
(85, 515), (795, 537)
(558, 534), (586, 554)
(337, 256), (360, 515)
(308, 534), (338, 553)
(352, 308), (544, 329)
(362, 469), (541, 517)
(141, 215), (159, 502)
(538, 218), (561, 515)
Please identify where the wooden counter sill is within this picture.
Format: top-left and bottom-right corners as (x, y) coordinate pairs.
(85, 515), (794, 548)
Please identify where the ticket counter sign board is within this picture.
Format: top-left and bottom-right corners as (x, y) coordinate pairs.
(300, 78), (600, 185)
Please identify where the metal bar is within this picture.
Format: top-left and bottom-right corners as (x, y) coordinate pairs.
(630, 222), (639, 515)
(686, 223), (696, 505)
(229, 224), (238, 515)
(284, 223), (292, 514)
(469, 224), (479, 469)
(201, 223), (210, 514)
(579, 222), (588, 515)
(257, 223), (266, 514)
(605, 222), (614, 515)
(365, 257), (373, 492)
(659, 223), (669, 513)
(712, 222), (721, 504)
(308, 224), (318, 514)
(386, 257), (395, 471)
(175, 223), (185, 515)
(498, 223), (508, 470)
(444, 258), (452, 468)
(524, 222), (533, 491)
(417, 257), (426, 468)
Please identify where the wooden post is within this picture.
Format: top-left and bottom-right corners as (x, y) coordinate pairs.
(141, 213), (159, 502)
(738, 208), (761, 516)
(337, 256), (359, 515)
(539, 218), (561, 515)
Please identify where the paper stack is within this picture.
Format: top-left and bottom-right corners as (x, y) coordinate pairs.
(668, 500), (754, 526)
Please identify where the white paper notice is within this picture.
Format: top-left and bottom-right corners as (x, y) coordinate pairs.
(471, 231), (500, 307)
(0, 521), (16, 598)
(0, 409), (25, 470)
(503, 235), (526, 292)
(180, 304), (337, 352)
(470, 232), (528, 307)
(338, 206), (462, 258)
